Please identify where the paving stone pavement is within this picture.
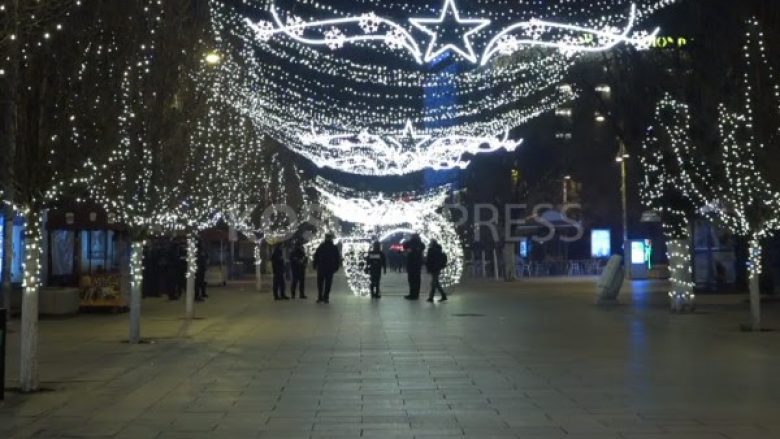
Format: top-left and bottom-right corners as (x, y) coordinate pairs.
(2, 274), (780, 438)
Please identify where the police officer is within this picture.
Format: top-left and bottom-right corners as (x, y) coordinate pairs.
(365, 241), (387, 299)
(289, 240), (308, 299)
(271, 246), (289, 301)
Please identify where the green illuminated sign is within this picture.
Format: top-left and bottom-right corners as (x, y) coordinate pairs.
(650, 36), (689, 49)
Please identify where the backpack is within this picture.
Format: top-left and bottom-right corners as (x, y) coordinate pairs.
(440, 252), (448, 270)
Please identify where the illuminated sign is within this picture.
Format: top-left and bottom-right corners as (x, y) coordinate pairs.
(631, 240), (654, 266)
(649, 36), (689, 49)
(591, 229), (611, 258)
(519, 238), (529, 258)
(631, 241), (645, 265)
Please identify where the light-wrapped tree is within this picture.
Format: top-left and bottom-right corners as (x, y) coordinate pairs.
(640, 96), (713, 312)
(644, 19), (780, 329)
(0, 0), (95, 392)
(76, 0), (215, 342)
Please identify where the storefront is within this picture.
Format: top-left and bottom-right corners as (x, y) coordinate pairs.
(47, 206), (128, 310)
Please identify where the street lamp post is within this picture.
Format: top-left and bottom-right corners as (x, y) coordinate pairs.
(616, 141), (630, 279)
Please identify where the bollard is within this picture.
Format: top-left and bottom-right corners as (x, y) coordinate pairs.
(1, 308), (6, 400)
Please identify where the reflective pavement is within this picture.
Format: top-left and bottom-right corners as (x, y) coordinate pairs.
(1, 274), (780, 438)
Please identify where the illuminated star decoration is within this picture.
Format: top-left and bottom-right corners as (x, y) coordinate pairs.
(409, 0), (491, 64)
(389, 120), (432, 150)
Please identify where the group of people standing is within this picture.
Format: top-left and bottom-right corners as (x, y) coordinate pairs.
(146, 238), (209, 302)
(269, 233), (449, 303)
(271, 233), (342, 303)
(401, 234), (449, 302)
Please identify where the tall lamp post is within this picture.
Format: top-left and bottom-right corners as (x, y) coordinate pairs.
(615, 141), (630, 279)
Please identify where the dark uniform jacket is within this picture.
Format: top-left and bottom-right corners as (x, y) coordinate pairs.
(271, 248), (286, 275)
(289, 247), (308, 275)
(313, 240), (342, 275)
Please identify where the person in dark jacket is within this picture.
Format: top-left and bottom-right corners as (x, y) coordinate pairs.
(425, 239), (448, 302)
(365, 241), (387, 299)
(271, 246), (289, 300)
(195, 239), (208, 302)
(289, 240), (308, 299)
(313, 233), (342, 304)
(404, 234), (426, 300)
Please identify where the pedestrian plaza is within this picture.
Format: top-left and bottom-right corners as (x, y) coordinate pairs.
(2, 275), (780, 439)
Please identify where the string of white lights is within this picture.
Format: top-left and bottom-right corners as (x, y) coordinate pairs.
(310, 177), (463, 296)
(640, 18), (780, 315)
(296, 121), (523, 175)
(639, 96), (701, 309)
(208, 0), (675, 176)
(248, 1), (657, 65)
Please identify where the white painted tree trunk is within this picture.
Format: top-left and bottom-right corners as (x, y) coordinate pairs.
(667, 239), (694, 312)
(2, 205), (13, 312)
(20, 209), (42, 392)
(503, 243), (516, 281)
(254, 241), (263, 292)
(185, 235), (197, 320)
(748, 239), (762, 332)
(128, 241), (144, 344)
(492, 249), (500, 280)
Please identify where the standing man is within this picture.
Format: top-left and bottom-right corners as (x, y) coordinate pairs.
(404, 234), (426, 300)
(313, 233), (341, 304)
(271, 246), (289, 301)
(425, 239), (448, 302)
(289, 240), (308, 299)
(365, 241), (386, 299)
(195, 239), (208, 302)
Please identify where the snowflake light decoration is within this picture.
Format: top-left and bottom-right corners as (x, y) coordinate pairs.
(210, 0), (676, 176)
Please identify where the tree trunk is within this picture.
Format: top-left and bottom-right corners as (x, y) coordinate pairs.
(20, 208), (42, 392)
(128, 240), (145, 344)
(185, 235), (196, 320)
(748, 237), (762, 331)
(492, 249), (500, 280)
(667, 238), (695, 312)
(2, 204), (13, 311)
(254, 240), (263, 292)
(503, 242), (516, 281)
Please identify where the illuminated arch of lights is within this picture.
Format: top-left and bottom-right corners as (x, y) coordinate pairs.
(307, 177), (464, 296)
(296, 121), (524, 176)
(208, 0), (676, 176)
(251, 1), (657, 66)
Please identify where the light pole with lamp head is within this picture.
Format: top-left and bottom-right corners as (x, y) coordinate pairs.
(615, 141), (630, 279)
(562, 175), (572, 204)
